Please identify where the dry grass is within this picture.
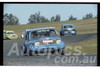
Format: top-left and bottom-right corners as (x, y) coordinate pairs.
(4, 18), (97, 37)
(66, 38), (97, 54)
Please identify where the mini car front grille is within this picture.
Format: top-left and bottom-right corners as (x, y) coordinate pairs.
(39, 40), (57, 46)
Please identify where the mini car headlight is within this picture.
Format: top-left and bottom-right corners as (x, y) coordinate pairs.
(56, 40), (61, 44)
(34, 42), (40, 46)
(71, 31), (75, 33)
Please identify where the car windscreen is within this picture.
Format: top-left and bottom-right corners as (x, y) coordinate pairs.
(64, 25), (73, 28)
(6, 32), (14, 34)
(31, 29), (56, 39)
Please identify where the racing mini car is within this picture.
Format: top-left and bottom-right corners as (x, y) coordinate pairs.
(21, 27), (65, 56)
(60, 24), (77, 36)
(6, 31), (18, 40)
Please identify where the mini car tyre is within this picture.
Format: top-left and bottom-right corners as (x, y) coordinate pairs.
(6, 37), (11, 40)
(29, 50), (33, 56)
(60, 33), (64, 36)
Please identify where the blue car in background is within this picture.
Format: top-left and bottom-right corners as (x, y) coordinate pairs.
(21, 27), (65, 56)
(60, 24), (77, 36)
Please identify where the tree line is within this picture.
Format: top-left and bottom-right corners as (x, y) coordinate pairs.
(3, 13), (20, 25)
(3, 12), (97, 25)
(28, 11), (60, 24)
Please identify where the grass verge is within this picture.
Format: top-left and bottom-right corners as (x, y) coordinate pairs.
(66, 38), (97, 54)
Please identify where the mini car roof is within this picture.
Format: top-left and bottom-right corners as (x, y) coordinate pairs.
(29, 27), (54, 31)
(63, 24), (74, 26)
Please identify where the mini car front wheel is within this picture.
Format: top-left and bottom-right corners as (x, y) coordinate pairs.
(29, 50), (36, 56)
(60, 33), (64, 36)
(6, 37), (11, 40)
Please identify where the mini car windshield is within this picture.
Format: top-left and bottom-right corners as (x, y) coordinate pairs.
(7, 32), (15, 34)
(64, 25), (73, 28)
(31, 29), (56, 39)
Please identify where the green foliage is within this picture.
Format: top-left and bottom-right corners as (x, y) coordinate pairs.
(68, 15), (77, 21)
(3, 13), (20, 25)
(51, 14), (60, 22)
(28, 11), (50, 24)
(51, 16), (55, 22)
(69, 38), (97, 54)
(83, 13), (93, 19)
(28, 11), (61, 24)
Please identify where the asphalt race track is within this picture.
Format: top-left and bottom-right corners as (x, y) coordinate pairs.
(3, 33), (97, 66)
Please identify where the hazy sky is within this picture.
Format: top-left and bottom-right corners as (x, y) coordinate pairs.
(4, 4), (97, 24)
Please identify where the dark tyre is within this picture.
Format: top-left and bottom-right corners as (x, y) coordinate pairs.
(51, 51), (55, 54)
(35, 51), (38, 54)
(35, 51), (40, 55)
(6, 37), (11, 40)
(60, 33), (64, 36)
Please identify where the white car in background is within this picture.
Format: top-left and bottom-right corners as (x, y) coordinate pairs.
(21, 29), (30, 38)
